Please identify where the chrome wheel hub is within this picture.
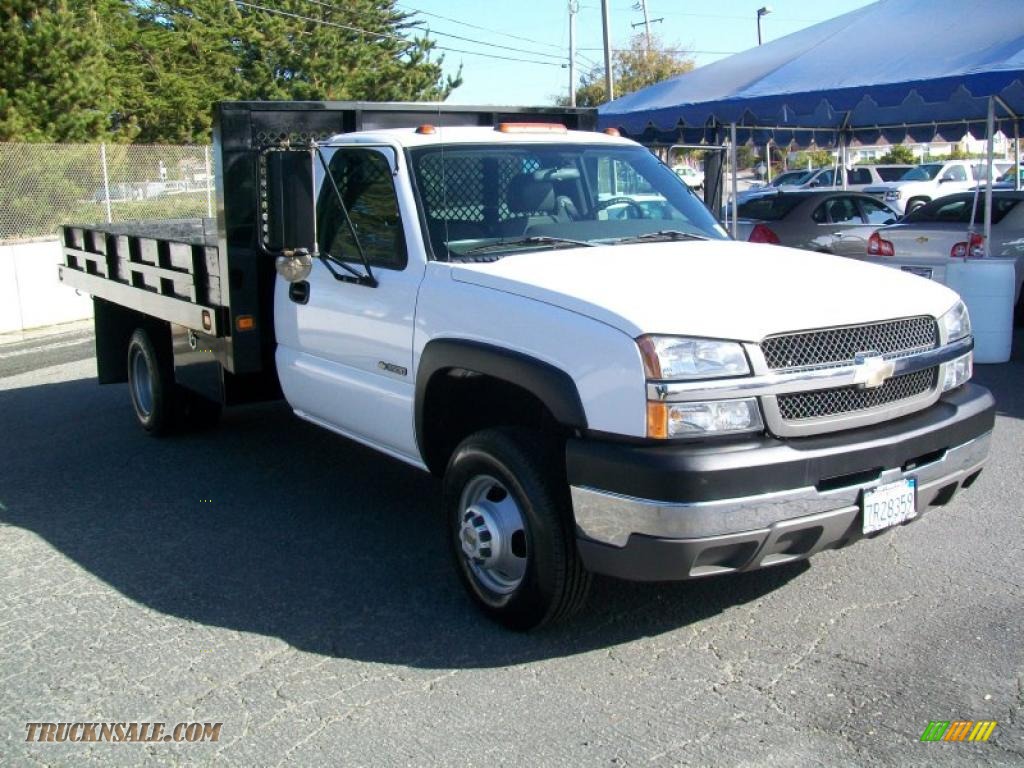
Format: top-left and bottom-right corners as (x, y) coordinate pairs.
(458, 475), (528, 595)
(130, 349), (153, 417)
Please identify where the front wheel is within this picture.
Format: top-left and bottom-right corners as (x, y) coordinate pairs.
(444, 428), (591, 630)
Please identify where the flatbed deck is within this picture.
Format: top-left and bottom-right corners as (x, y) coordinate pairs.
(60, 218), (225, 336)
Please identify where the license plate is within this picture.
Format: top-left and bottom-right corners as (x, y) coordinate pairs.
(901, 266), (934, 280)
(862, 479), (917, 534)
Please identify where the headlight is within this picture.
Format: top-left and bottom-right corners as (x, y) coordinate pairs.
(647, 399), (763, 438)
(637, 336), (750, 380)
(940, 300), (971, 343)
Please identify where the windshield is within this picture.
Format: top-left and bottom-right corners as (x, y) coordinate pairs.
(900, 164), (942, 181)
(409, 143), (727, 260)
(999, 166), (1023, 182)
(771, 170), (812, 187)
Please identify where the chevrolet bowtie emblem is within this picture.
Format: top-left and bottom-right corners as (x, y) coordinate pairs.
(853, 351), (895, 389)
(916, 235), (929, 244)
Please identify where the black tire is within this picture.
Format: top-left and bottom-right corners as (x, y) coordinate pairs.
(444, 428), (591, 630)
(126, 328), (175, 436)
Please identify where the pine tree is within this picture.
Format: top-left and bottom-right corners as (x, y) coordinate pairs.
(0, 1), (124, 141)
(1, 0), (461, 144)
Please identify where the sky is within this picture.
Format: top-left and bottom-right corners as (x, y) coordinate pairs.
(397, 0), (878, 105)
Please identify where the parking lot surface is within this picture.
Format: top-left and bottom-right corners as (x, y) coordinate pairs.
(1, 328), (1022, 766)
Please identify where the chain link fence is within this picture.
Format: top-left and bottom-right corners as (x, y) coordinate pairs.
(0, 143), (214, 244)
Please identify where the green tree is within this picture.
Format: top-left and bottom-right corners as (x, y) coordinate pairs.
(561, 34), (694, 107)
(124, 0), (460, 143)
(876, 144), (916, 164)
(1, 0), (461, 144)
(0, 1), (126, 141)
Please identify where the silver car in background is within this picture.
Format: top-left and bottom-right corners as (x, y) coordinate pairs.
(733, 190), (901, 256)
(862, 191), (1024, 318)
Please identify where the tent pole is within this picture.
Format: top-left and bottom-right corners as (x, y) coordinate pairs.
(841, 139), (848, 190)
(985, 97), (994, 250)
(1016, 120), (1021, 192)
(730, 123), (738, 239)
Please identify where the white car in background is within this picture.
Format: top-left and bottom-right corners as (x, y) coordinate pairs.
(865, 160), (1010, 215)
(737, 164), (911, 205)
(672, 165), (705, 189)
(863, 191), (1024, 316)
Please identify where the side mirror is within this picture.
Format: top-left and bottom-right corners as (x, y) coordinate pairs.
(259, 148), (316, 256)
(275, 248), (313, 283)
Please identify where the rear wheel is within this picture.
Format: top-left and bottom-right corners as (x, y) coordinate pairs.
(444, 428), (591, 630)
(127, 328), (175, 436)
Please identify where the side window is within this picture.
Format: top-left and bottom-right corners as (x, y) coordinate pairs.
(847, 168), (871, 185)
(824, 196), (861, 224)
(943, 165), (967, 182)
(811, 202), (828, 223)
(859, 197), (898, 225)
(318, 148), (407, 270)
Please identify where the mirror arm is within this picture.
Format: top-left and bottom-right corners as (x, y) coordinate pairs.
(317, 250), (379, 287)
(314, 144), (377, 288)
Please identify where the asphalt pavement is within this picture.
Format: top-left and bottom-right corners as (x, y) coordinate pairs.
(0, 326), (1022, 766)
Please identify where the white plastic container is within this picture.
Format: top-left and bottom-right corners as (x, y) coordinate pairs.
(946, 259), (1016, 364)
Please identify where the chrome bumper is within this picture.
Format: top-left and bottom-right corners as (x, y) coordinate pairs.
(571, 431), (991, 549)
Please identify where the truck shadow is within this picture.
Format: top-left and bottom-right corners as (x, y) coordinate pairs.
(0, 375), (815, 669)
(971, 331), (1024, 422)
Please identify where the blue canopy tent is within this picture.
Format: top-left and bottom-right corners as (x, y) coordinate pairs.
(598, 0), (1024, 238)
(598, 0), (1024, 148)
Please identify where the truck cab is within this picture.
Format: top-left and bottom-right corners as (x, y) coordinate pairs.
(60, 102), (995, 629)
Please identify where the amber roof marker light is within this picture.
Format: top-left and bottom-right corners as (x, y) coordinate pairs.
(496, 123), (568, 134)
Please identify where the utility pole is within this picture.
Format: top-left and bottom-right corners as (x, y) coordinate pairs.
(601, 0), (614, 101)
(569, 0), (578, 107)
(634, 0), (652, 52)
(598, 0), (614, 102)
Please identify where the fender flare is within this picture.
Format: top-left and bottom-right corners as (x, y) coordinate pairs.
(415, 339), (588, 466)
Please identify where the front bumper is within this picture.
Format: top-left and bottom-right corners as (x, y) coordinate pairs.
(568, 383), (995, 581)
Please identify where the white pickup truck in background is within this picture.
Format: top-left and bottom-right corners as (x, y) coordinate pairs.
(864, 159), (1007, 215)
(59, 102), (996, 629)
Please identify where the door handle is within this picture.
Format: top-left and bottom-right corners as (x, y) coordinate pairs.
(832, 232), (844, 238)
(289, 281), (310, 304)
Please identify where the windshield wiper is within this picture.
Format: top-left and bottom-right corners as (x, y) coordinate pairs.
(611, 230), (710, 244)
(463, 235), (598, 256)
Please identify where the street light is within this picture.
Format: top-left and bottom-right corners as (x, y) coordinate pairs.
(757, 6), (772, 45)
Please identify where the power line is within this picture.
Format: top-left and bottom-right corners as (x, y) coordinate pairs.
(394, 2), (568, 53)
(578, 47), (738, 55)
(299, 0), (581, 64)
(232, 1), (566, 67)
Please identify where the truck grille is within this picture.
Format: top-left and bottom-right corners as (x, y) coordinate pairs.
(761, 316), (938, 371)
(777, 368), (937, 421)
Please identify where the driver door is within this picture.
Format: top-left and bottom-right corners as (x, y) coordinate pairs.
(274, 146), (426, 464)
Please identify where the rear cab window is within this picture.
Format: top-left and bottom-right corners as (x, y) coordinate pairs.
(737, 195), (805, 221)
(903, 195), (1021, 225)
